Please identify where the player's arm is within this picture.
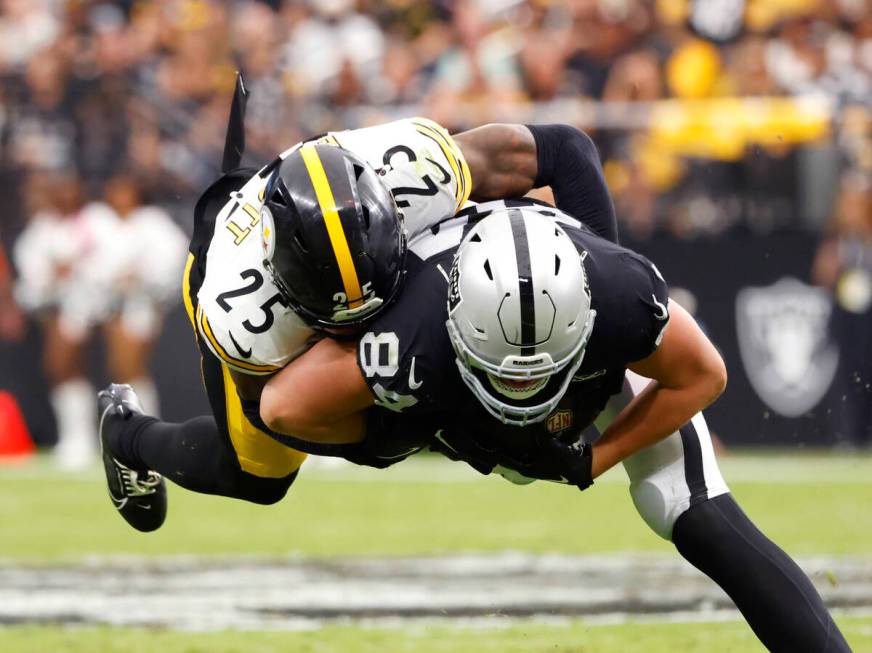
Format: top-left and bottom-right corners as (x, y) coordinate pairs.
(453, 124), (538, 201)
(259, 265), (441, 447)
(453, 123), (617, 242)
(589, 300), (727, 478)
(259, 337), (371, 444)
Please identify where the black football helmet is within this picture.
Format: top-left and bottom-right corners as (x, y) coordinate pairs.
(261, 143), (406, 328)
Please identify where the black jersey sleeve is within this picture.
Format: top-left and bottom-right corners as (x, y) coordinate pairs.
(356, 253), (455, 415)
(625, 252), (670, 361)
(593, 250), (671, 364)
(526, 124), (618, 244)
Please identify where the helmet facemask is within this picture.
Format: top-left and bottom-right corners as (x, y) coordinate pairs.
(446, 208), (596, 426)
(447, 307), (595, 425)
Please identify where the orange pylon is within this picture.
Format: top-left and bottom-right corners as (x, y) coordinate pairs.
(0, 391), (35, 458)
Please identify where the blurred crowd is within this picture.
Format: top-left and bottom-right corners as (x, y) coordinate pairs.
(0, 0), (870, 457)
(0, 0), (870, 236)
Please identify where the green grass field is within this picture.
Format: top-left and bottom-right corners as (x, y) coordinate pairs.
(1, 452), (871, 652)
(3, 619), (872, 653)
(2, 452), (871, 559)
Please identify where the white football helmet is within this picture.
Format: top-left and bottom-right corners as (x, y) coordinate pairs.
(446, 207), (596, 426)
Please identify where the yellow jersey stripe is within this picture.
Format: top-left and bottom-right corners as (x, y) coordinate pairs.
(412, 121), (463, 207)
(299, 143), (364, 308)
(220, 364), (307, 478)
(182, 253), (196, 331)
(412, 118), (473, 209)
(196, 305), (279, 374)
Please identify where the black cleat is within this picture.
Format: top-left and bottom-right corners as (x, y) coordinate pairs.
(98, 384), (167, 533)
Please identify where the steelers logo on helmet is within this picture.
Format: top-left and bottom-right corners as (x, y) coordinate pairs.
(260, 204), (276, 261)
(261, 143), (407, 328)
(446, 207), (597, 426)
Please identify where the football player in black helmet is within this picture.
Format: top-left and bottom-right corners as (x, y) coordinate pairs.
(261, 144), (406, 328)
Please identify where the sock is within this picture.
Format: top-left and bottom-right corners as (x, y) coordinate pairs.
(672, 494), (850, 653)
(107, 413), (295, 505)
(51, 378), (97, 467)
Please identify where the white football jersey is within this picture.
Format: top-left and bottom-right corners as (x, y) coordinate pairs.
(197, 117), (472, 375)
(14, 205), (116, 312)
(82, 204), (188, 304)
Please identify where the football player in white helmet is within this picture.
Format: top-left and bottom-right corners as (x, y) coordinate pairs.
(445, 207), (597, 426)
(250, 124), (851, 652)
(258, 198), (851, 653)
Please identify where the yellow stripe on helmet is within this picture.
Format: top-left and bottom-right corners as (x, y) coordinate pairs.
(299, 144), (364, 309)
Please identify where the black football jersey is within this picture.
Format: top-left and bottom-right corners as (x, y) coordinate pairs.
(357, 199), (670, 477)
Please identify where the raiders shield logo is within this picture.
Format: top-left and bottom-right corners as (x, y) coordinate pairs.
(736, 277), (838, 418)
(447, 258), (462, 313)
(546, 410), (573, 434)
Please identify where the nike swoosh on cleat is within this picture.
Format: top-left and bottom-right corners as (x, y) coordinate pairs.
(377, 446), (423, 460)
(136, 504), (152, 510)
(98, 402), (115, 436)
(433, 430), (457, 454)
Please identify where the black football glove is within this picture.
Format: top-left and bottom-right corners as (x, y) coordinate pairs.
(538, 437), (594, 491)
(424, 429), (498, 476)
(430, 428), (594, 492)
(487, 433), (593, 491)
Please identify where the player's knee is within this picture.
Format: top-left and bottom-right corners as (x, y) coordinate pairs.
(243, 484), (289, 506)
(629, 480), (688, 541)
(236, 470), (298, 505)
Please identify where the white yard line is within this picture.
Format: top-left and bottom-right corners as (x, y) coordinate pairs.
(0, 553), (869, 631)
